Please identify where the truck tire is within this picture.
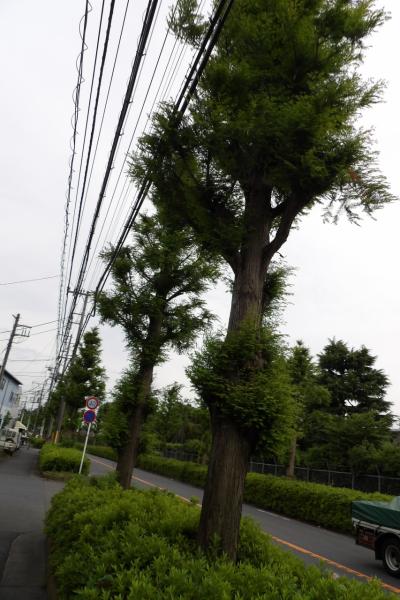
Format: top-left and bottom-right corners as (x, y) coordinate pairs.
(382, 538), (400, 577)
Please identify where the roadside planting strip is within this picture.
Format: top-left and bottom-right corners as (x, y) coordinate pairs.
(90, 456), (400, 595)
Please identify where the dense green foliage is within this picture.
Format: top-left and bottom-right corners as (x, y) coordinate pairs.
(318, 339), (391, 416)
(287, 340), (395, 473)
(39, 443), (89, 475)
(48, 328), (106, 424)
(46, 477), (393, 599)
(188, 324), (295, 454)
(137, 454), (391, 534)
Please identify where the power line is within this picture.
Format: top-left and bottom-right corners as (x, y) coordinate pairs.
(0, 328), (58, 341)
(85, 0), (169, 286)
(67, 0), (132, 296)
(66, 0), (117, 298)
(86, 0), (206, 290)
(57, 0), (162, 371)
(0, 320), (57, 336)
(93, 0), (235, 300)
(74, 0), (161, 300)
(57, 0), (92, 357)
(0, 275), (59, 286)
(55, 0), (235, 392)
(8, 359), (52, 362)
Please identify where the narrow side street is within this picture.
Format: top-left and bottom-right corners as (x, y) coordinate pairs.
(0, 448), (63, 600)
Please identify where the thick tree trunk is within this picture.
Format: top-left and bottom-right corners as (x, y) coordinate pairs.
(198, 187), (272, 560)
(286, 434), (297, 478)
(198, 409), (251, 559)
(116, 402), (146, 488)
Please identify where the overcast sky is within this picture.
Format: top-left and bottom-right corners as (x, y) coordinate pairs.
(0, 1), (399, 415)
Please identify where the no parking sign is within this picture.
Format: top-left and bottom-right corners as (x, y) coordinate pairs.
(79, 396), (101, 474)
(83, 409), (96, 424)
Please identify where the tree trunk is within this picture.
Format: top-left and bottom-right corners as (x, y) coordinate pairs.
(198, 409), (251, 559)
(286, 434), (297, 478)
(116, 402), (146, 488)
(198, 187), (272, 560)
(116, 315), (162, 488)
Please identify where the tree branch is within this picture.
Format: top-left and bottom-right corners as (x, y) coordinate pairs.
(264, 196), (308, 265)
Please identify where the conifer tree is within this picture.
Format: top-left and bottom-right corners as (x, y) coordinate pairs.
(55, 328), (106, 414)
(318, 339), (391, 416)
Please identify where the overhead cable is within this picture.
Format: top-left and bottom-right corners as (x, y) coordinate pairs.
(57, 0), (92, 355)
(94, 0), (235, 300)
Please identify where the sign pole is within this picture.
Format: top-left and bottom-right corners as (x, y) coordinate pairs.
(79, 421), (92, 475)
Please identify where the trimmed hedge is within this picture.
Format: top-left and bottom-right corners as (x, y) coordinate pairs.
(137, 454), (391, 534)
(39, 443), (90, 475)
(46, 477), (394, 599)
(87, 444), (117, 461)
(70, 442), (118, 461)
(138, 454), (207, 488)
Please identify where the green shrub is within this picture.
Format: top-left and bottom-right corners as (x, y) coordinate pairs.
(39, 443), (89, 475)
(59, 438), (76, 448)
(46, 477), (394, 599)
(137, 455), (391, 534)
(243, 473), (391, 534)
(86, 444), (117, 461)
(30, 436), (46, 449)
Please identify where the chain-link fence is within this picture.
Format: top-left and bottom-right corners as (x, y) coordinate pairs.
(162, 449), (400, 495)
(248, 460), (400, 494)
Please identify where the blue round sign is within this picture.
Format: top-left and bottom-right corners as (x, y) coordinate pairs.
(83, 409), (96, 424)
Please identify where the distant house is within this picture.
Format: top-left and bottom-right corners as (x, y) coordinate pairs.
(0, 368), (22, 426)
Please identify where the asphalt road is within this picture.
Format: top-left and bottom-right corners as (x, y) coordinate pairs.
(0, 448), (63, 600)
(89, 454), (400, 595)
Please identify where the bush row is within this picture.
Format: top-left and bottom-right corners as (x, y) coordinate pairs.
(46, 476), (394, 599)
(59, 440), (118, 461)
(39, 443), (90, 475)
(137, 454), (391, 534)
(86, 444), (117, 461)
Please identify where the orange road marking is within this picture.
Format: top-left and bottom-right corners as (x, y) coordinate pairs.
(89, 457), (400, 594)
(269, 535), (400, 595)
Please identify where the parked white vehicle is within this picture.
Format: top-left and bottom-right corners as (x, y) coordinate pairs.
(0, 427), (22, 454)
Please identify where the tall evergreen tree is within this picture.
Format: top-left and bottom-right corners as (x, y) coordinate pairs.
(132, 0), (393, 558)
(96, 214), (217, 487)
(55, 328), (106, 415)
(318, 339), (390, 416)
(286, 341), (330, 476)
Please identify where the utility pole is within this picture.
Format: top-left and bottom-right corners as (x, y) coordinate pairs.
(0, 313), (20, 393)
(0, 314), (30, 428)
(54, 292), (90, 443)
(33, 379), (47, 434)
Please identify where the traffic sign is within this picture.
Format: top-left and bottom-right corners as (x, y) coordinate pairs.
(83, 409), (96, 424)
(85, 396), (99, 410)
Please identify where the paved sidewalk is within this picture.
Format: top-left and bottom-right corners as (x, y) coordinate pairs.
(0, 448), (64, 600)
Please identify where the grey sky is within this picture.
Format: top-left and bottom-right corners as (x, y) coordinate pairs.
(0, 1), (399, 413)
